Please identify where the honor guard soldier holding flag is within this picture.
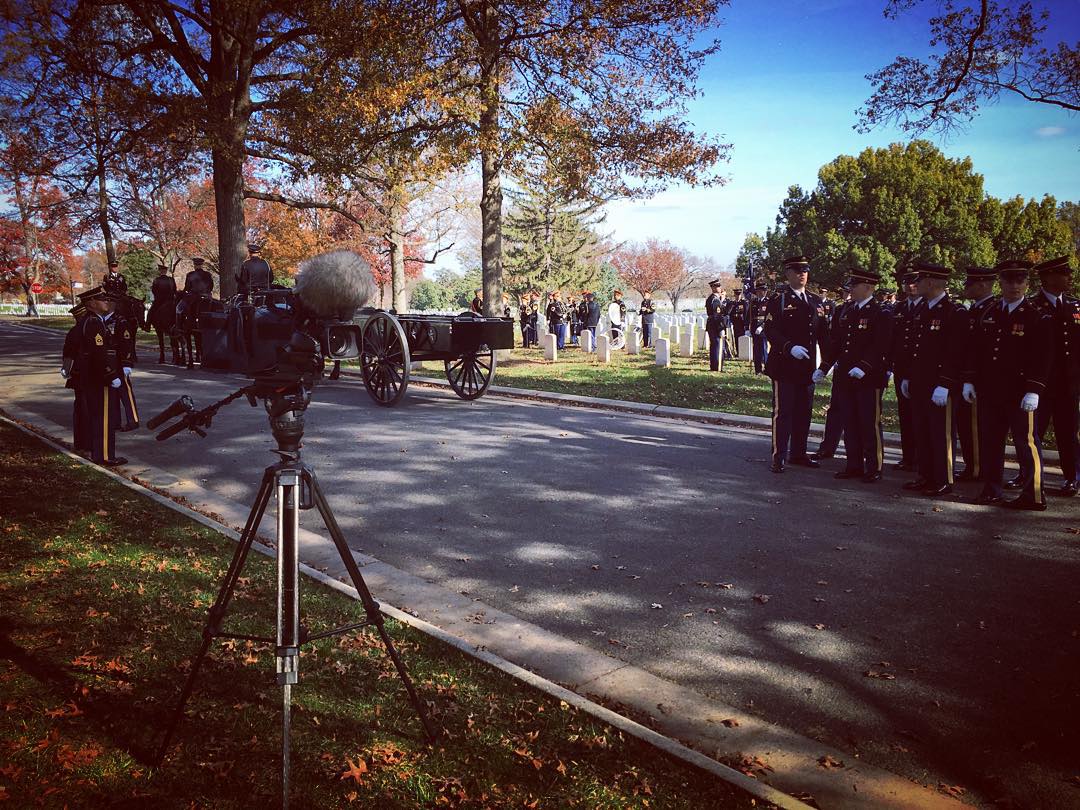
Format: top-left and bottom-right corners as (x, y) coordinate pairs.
(76, 285), (127, 466)
(765, 256), (828, 473)
(705, 279), (726, 371)
(1017, 256), (1080, 496)
(817, 268), (893, 482)
(750, 282), (769, 374)
(966, 260), (1052, 509)
(729, 288), (748, 356)
(889, 267), (922, 471)
(955, 266), (998, 481)
(237, 244), (271, 297)
(897, 263), (969, 496)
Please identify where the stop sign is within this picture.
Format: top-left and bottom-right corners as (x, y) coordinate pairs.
(30, 282), (42, 294)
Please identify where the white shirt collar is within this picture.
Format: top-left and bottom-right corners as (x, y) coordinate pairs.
(1005, 298), (1023, 313)
(909, 296), (923, 305)
(926, 292), (947, 309)
(854, 295), (873, 309)
(974, 294), (994, 307)
(1042, 290), (1060, 307)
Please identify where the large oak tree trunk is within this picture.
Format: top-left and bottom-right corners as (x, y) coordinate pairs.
(478, 4), (502, 318)
(387, 188), (407, 311)
(212, 145), (245, 299)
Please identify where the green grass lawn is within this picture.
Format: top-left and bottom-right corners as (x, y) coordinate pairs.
(0, 422), (769, 809)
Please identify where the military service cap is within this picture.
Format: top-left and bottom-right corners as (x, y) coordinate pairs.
(192, 257), (205, 266)
(915, 262), (950, 280)
(782, 255), (810, 270)
(995, 259), (1033, 280)
(1035, 256), (1073, 276)
(77, 285), (119, 303)
(107, 260), (119, 269)
(247, 243), (261, 254)
(963, 266), (996, 284)
(708, 278), (723, 288)
(847, 268), (881, 285)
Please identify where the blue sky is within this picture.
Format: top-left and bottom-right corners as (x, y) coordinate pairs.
(601, 0), (1080, 268)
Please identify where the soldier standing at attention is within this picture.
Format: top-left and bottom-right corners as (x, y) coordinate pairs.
(77, 286), (127, 466)
(967, 260), (1051, 509)
(750, 282), (769, 374)
(61, 302), (90, 455)
(583, 292), (600, 337)
(729, 288), (747, 356)
(519, 296), (532, 348)
(547, 290), (567, 349)
(818, 269), (893, 482)
(954, 266), (997, 482)
(470, 288), (483, 314)
(102, 260), (128, 297)
(765, 255), (828, 473)
(106, 297), (140, 432)
(889, 268), (922, 471)
(639, 292), (656, 348)
(897, 263), (969, 497)
(705, 279), (725, 371)
(237, 244), (271, 298)
(1019, 256), (1080, 496)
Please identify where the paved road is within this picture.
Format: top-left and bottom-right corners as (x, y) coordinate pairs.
(2, 320), (1078, 808)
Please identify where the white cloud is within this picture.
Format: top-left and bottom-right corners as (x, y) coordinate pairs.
(1035, 126), (1066, 137)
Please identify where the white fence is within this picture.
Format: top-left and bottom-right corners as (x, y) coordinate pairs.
(0, 303), (75, 316)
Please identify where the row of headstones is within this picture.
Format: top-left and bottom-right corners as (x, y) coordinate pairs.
(542, 322), (755, 367)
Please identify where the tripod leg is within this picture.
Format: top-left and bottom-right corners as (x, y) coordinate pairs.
(310, 476), (437, 741)
(155, 468), (276, 764)
(275, 470), (301, 810)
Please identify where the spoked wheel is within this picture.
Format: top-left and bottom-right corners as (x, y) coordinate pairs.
(445, 344), (496, 400)
(360, 311), (411, 406)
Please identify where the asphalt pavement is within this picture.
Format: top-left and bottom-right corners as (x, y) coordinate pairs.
(2, 320), (1078, 808)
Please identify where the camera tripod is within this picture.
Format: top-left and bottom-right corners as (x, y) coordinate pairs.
(153, 384), (435, 808)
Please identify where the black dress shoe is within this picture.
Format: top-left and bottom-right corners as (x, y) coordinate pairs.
(770, 462), (785, 474)
(1004, 475), (1024, 490)
(789, 456), (820, 468)
(902, 479), (928, 491)
(1054, 481), (1079, 497)
(922, 484), (954, 497)
(972, 490), (1002, 505)
(834, 469), (861, 479)
(1002, 496), (1046, 511)
(811, 451), (834, 461)
(102, 457), (128, 467)
(861, 471), (882, 483)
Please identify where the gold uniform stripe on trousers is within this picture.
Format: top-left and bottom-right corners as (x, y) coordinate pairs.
(771, 379), (778, 456)
(874, 388), (883, 470)
(102, 387), (110, 462)
(969, 399), (979, 477)
(125, 376), (139, 422)
(1027, 410), (1043, 504)
(945, 394), (954, 485)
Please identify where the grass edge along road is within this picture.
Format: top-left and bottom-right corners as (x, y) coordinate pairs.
(0, 421), (775, 809)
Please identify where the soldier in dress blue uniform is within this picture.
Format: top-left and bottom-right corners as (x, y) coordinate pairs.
(888, 268), (923, 472)
(812, 284), (850, 462)
(954, 266), (998, 482)
(105, 298), (140, 431)
(728, 288), (748, 356)
(76, 286), (127, 466)
(639, 292), (656, 347)
(102, 260), (128, 297)
(896, 263), (969, 496)
(546, 290), (568, 349)
(519, 296), (532, 348)
(817, 269), (893, 482)
(61, 303), (90, 455)
(764, 256), (828, 473)
(237, 244), (271, 298)
(704, 279), (725, 371)
(749, 282), (769, 374)
(966, 260), (1052, 509)
(1014, 256), (1080, 496)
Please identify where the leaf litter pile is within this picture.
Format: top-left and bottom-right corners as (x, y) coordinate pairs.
(0, 424), (770, 809)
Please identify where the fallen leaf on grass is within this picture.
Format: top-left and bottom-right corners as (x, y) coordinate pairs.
(938, 783), (966, 798)
(817, 754), (845, 769)
(340, 757), (367, 784)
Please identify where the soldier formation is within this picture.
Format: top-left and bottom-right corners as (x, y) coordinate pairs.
(763, 253), (1076, 511)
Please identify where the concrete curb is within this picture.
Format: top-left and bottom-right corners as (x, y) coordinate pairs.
(0, 413), (805, 810)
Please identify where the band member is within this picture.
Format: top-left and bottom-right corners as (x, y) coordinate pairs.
(705, 279), (725, 371)
(237, 244), (271, 297)
(76, 286), (126, 466)
(566, 294), (580, 344)
(470, 288), (483, 314)
(148, 263), (179, 363)
(519, 296), (532, 348)
(818, 269), (893, 482)
(896, 263), (969, 496)
(583, 292), (600, 336)
(765, 256), (828, 473)
(967, 260), (1051, 509)
(636, 292), (655, 348)
(609, 290), (627, 342)
(546, 290), (568, 349)
(955, 266), (997, 481)
(889, 268), (922, 471)
(1022, 256), (1080, 496)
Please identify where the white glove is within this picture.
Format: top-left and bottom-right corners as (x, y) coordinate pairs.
(60, 367), (69, 379)
(754, 326), (763, 335)
(848, 367), (866, 380)
(962, 383), (976, 404)
(790, 345), (810, 360)
(811, 369), (825, 384)
(122, 367), (132, 377)
(1020, 392), (1039, 412)
(931, 386), (949, 407)
(110, 378), (122, 389)
(886, 371), (894, 383)
(900, 379), (910, 399)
